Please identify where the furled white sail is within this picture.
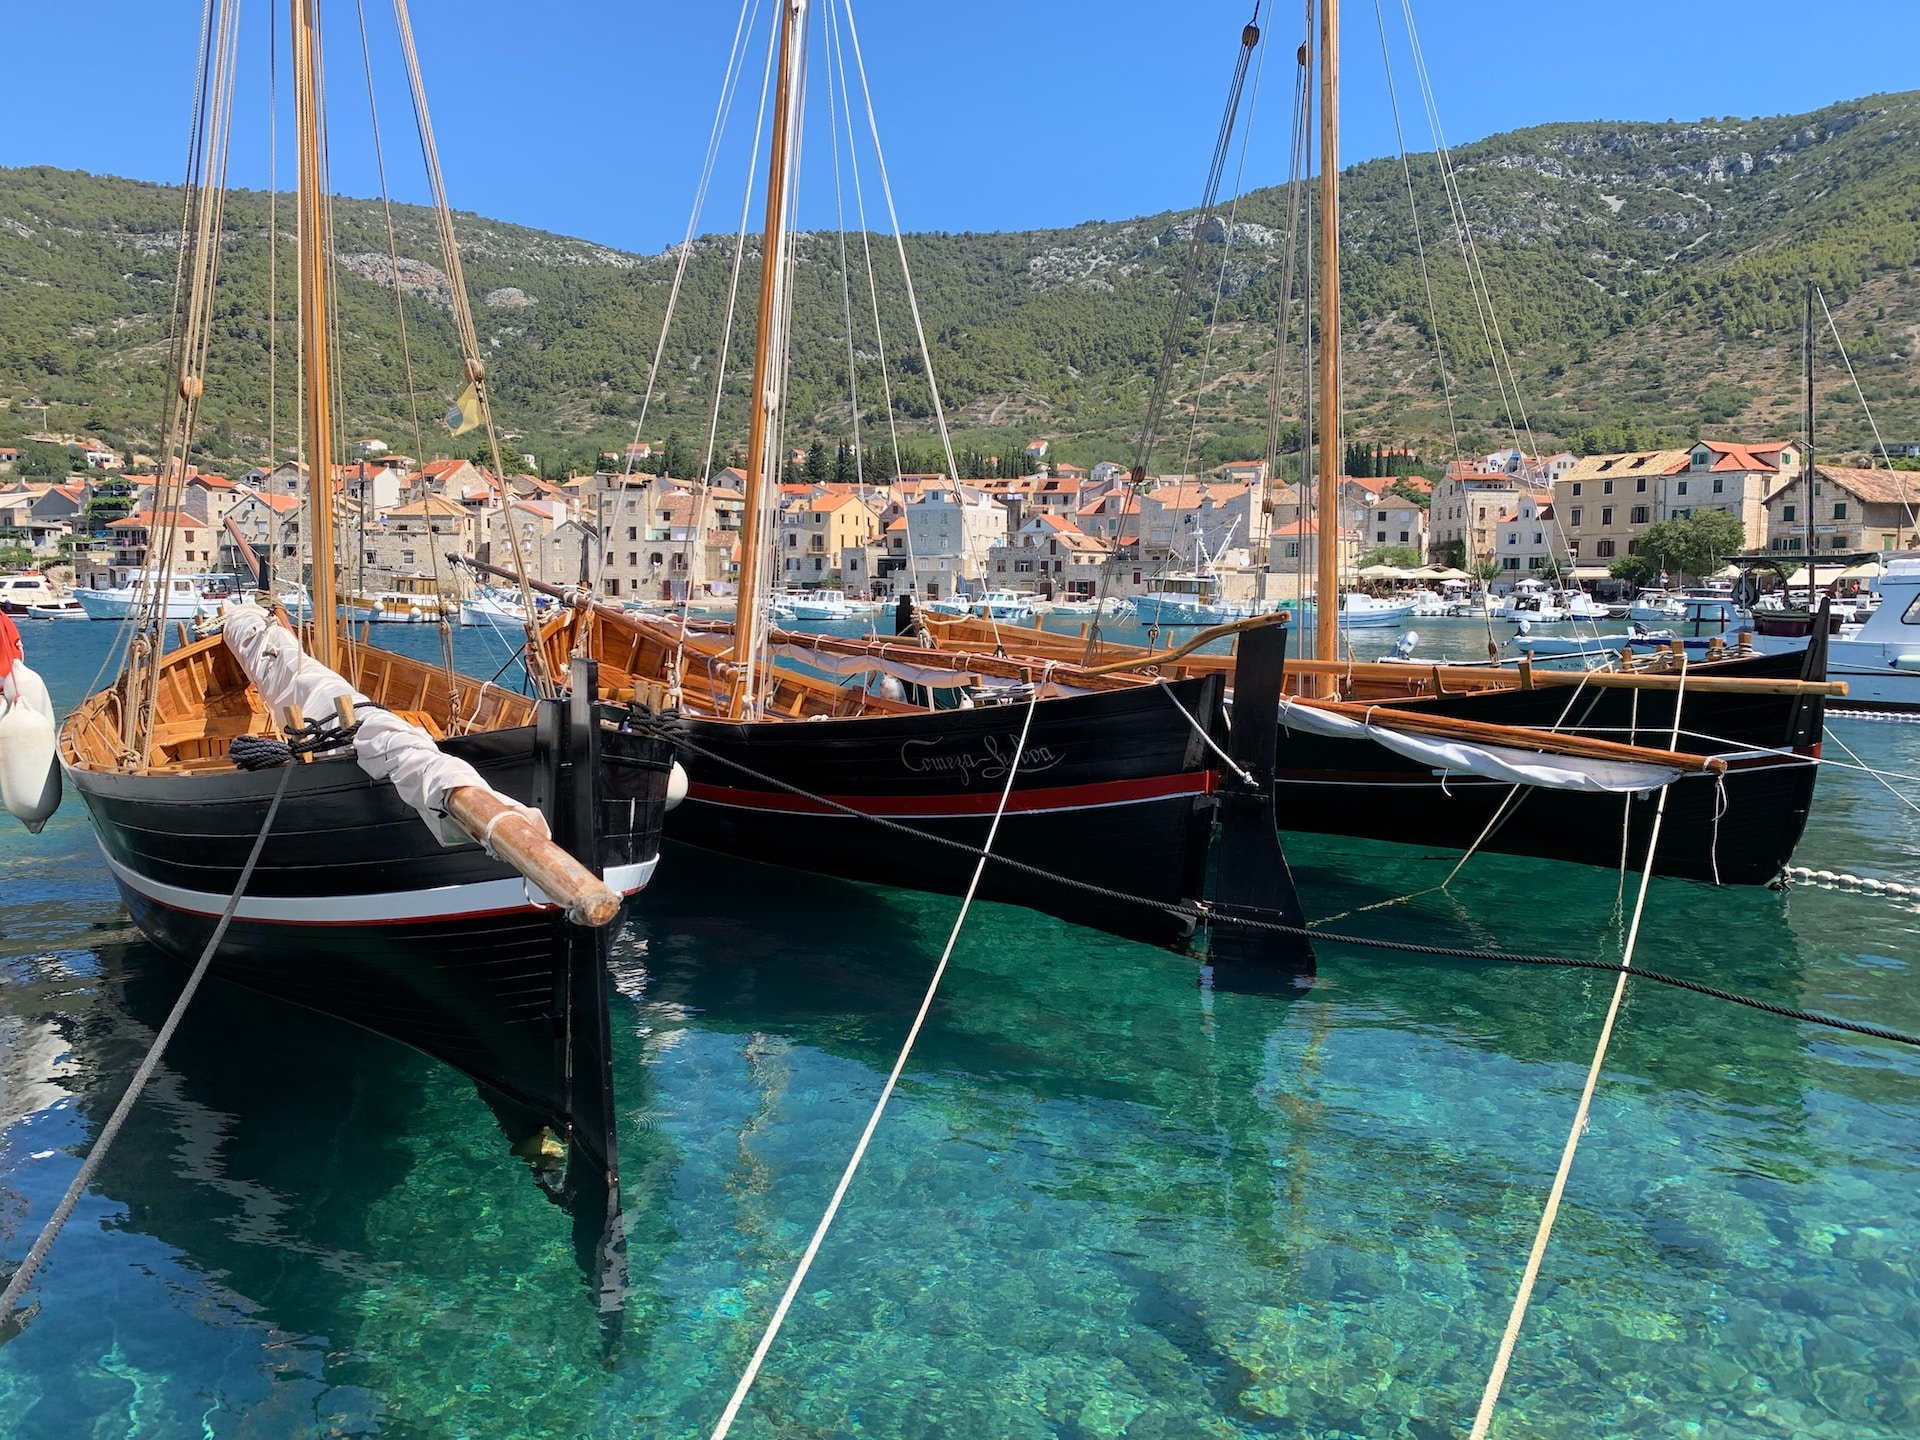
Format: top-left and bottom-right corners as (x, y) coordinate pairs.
(1276, 697), (1684, 794)
(222, 604), (540, 844)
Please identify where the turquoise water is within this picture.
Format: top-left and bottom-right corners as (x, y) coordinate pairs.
(2, 620), (1917, 1438)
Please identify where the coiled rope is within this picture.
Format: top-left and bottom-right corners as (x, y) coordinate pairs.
(626, 715), (1920, 1051)
(706, 675), (1048, 1438)
(0, 763), (294, 1330)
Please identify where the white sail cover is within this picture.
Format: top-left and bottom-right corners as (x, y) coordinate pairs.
(223, 604), (534, 845)
(1275, 697), (1684, 794)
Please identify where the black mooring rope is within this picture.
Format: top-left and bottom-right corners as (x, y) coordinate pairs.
(631, 716), (1920, 1051)
(0, 762), (295, 1330)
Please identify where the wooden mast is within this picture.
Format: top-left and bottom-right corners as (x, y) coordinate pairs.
(728, 0), (805, 718)
(291, 0), (338, 667)
(1804, 279), (1816, 610)
(1313, 0), (1341, 690)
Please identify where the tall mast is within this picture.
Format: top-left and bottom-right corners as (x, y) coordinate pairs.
(1804, 279), (1816, 610)
(728, 0), (805, 718)
(1313, 0), (1341, 686)
(292, 0), (338, 665)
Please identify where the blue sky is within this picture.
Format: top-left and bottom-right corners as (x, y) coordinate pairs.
(3, 1), (1915, 255)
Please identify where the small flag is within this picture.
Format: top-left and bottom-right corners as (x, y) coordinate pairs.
(445, 382), (482, 437)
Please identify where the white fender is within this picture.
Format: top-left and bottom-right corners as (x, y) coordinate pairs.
(665, 761), (688, 811)
(0, 661), (61, 833)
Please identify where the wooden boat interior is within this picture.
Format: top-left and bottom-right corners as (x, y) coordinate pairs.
(62, 623), (537, 775)
(912, 614), (1780, 701)
(548, 609), (924, 720)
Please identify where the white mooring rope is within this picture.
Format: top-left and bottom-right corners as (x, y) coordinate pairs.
(1468, 659), (1687, 1438)
(707, 673), (1050, 1439)
(0, 762), (294, 1326)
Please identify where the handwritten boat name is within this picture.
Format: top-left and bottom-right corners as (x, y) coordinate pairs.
(899, 733), (1065, 787)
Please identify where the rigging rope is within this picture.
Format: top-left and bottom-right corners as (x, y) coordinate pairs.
(706, 673), (1050, 1439)
(0, 763), (294, 1330)
(1369, 0), (1457, 460)
(1467, 659), (1687, 1439)
(824, 0), (921, 601)
(389, 0), (548, 691)
(624, 714), (1920, 1050)
(1814, 283), (1916, 533)
(352, 0), (460, 719)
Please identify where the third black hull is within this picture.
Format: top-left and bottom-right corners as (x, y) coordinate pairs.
(1281, 648), (1826, 884)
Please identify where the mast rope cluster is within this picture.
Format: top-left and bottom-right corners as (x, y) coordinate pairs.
(387, 0), (549, 691)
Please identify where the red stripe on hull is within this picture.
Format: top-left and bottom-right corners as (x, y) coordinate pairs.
(684, 769), (1216, 818)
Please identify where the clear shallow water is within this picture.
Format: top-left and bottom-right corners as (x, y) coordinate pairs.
(1, 621), (1916, 1439)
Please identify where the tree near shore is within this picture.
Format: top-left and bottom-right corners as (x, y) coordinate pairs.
(1608, 509), (1747, 586)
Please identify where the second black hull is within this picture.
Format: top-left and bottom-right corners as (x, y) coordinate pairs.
(656, 679), (1227, 949)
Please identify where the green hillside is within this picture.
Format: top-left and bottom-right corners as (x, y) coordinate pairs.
(2, 88), (1917, 475)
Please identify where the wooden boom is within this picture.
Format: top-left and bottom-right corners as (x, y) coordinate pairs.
(443, 785), (621, 928)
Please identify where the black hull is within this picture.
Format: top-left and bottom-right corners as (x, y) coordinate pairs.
(658, 679), (1227, 948)
(66, 710), (674, 1145)
(1283, 648), (1825, 884)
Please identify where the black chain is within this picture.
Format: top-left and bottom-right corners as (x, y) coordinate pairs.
(629, 712), (1920, 1051)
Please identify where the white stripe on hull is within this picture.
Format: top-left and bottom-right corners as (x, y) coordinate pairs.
(101, 847), (657, 925)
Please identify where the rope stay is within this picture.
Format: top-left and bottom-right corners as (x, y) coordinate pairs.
(1466, 660), (1686, 1439)
(0, 764), (295, 1329)
(706, 675), (1050, 1439)
(387, 0), (548, 692)
(624, 713), (1920, 1050)
(1814, 283), (1916, 532)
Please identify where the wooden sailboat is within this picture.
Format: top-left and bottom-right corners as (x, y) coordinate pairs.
(501, 0), (1313, 967)
(54, 0), (677, 1300)
(807, 0), (1831, 889)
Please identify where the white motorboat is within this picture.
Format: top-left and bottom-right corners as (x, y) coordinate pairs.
(1334, 591), (1417, 628)
(0, 573), (64, 616)
(1627, 587), (1686, 622)
(459, 586), (553, 627)
(23, 598), (88, 621)
(1674, 584), (1749, 630)
(1749, 554), (1920, 709)
(923, 588), (1038, 623)
(775, 588), (882, 622)
(70, 570), (221, 621)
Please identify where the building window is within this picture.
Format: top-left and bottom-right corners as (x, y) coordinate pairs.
(1783, 505), (1796, 522)
(1834, 503), (1847, 520)
(1507, 534), (1517, 546)
(1626, 540), (1638, 555)
(1712, 477), (1723, 494)
(1570, 507), (1582, 527)
(1603, 480), (1613, 494)
(1398, 531), (1409, 543)
(1595, 539), (1615, 558)
(1677, 480), (1688, 496)
(1601, 507), (1613, 526)
(1636, 478), (1647, 493)
(1571, 483), (1582, 497)
(1631, 506), (1649, 525)
(627, 527), (637, 541)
